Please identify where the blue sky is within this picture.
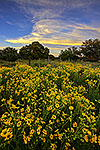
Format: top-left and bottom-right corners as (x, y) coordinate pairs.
(0, 0), (100, 56)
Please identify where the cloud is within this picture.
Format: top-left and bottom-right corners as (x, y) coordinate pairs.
(31, 33), (40, 37)
(6, 37), (38, 44)
(10, 0), (99, 18)
(10, 0), (67, 21)
(6, 21), (13, 25)
(71, 23), (100, 32)
(6, 38), (82, 46)
(6, 19), (100, 46)
(0, 46), (6, 49)
(71, 0), (97, 8)
(5, 0), (100, 56)
(32, 19), (64, 35)
(0, 46), (21, 50)
(6, 19), (82, 45)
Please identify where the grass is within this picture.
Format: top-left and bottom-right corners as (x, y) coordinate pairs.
(0, 59), (100, 68)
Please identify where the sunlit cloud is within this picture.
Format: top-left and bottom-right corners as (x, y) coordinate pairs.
(31, 33), (41, 37)
(6, 38), (82, 46)
(1, 0), (100, 55)
(6, 19), (100, 48)
(6, 37), (38, 44)
(0, 46), (21, 50)
(40, 40), (82, 46)
(0, 46), (6, 49)
(69, 23), (100, 33)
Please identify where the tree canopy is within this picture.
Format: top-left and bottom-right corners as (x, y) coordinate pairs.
(59, 46), (81, 61)
(1, 47), (18, 62)
(19, 41), (49, 59)
(59, 39), (100, 62)
(0, 39), (100, 62)
(80, 39), (100, 61)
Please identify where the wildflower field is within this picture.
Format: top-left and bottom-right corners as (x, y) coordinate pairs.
(0, 62), (100, 150)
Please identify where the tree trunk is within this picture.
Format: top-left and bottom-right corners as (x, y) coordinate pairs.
(29, 57), (31, 66)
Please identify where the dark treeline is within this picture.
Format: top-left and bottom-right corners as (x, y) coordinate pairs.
(0, 39), (100, 62)
(59, 38), (100, 62)
(0, 41), (50, 62)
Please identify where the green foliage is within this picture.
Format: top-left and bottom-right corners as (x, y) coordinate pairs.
(49, 54), (56, 61)
(1, 47), (18, 62)
(80, 39), (100, 61)
(59, 47), (81, 61)
(19, 41), (49, 60)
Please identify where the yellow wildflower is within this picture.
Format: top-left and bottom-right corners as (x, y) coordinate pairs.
(37, 128), (41, 135)
(66, 143), (71, 146)
(50, 143), (57, 150)
(1, 128), (7, 137)
(17, 121), (21, 127)
(87, 131), (91, 136)
(4, 132), (13, 141)
(42, 129), (47, 135)
(98, 135), (100, 145)
(50, 134), (54, 140)
(52, 115), (56, 120)
(69, 106), (74, 110)
(84, 135), (88, 142)
(91, 133), (97, 143)
(43, 138), (46, 143)
(58, 134), (62, 140)
(73, 122), (77, 127)
(82, 128), (88, 134)
(55, 103), (59, 108)
(23, 135), (27, 144)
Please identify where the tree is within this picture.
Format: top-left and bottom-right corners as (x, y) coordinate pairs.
(0, 50), (3, 59)
(49, 54), (55, 60)
(19, 41), (49, 60)
(59, 47), (80, 61)
(59, 48), (72, 61)
(19, 46), (30, 59)
(1, 47), (18, 62)
(43, 47), (49, 59)
(80, 39), (100, 61)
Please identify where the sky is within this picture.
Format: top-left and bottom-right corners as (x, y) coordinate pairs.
(0, 0), (100, 56)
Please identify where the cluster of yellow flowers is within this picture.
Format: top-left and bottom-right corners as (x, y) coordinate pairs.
(1, 128), (13, 141)
(0, 62), (100, 149)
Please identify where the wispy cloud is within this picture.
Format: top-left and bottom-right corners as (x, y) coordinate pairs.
(10, 0), (67, 21)
(10, 0), (99, 19)
(6, 21), (13, 25)
(4, 0), (100, 55)
(71, 0), (97, 8)
(6, 19), (100, 46)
